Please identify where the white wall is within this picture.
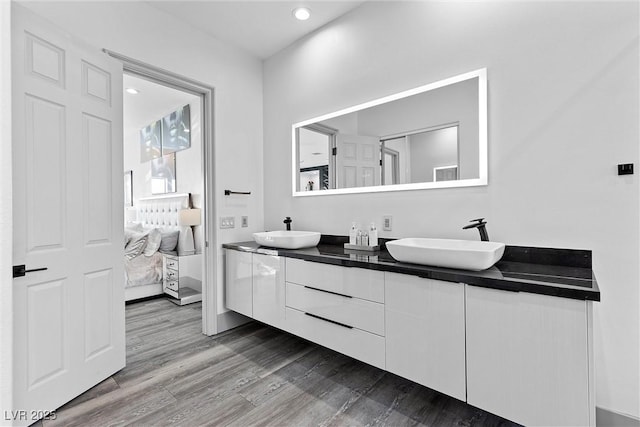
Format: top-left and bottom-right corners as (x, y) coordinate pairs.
(409, 128), (458, 183)
(263, 1), (639, 419)
(0, 0), (12, 418)
(18, 1), (265, 325)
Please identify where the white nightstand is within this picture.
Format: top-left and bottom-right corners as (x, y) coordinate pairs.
(163, 253), (203, 305)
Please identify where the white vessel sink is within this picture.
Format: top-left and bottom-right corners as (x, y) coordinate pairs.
(386, 238), (505, 271)
(253, 230), (321, 249)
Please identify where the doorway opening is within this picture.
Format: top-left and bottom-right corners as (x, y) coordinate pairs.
(109, 50), (217, 336)
(123, 73), (204, 313)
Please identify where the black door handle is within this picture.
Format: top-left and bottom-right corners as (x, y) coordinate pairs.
(13, 265), (48, 278)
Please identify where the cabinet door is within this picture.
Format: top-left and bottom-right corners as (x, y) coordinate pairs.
(385, 273), (466, 401)
(224, 249), (253, 317)
(252, 253), (285, 329)
(465, 285), (592, 427)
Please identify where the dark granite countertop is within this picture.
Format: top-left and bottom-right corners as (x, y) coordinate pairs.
(223, 236), (600, 302)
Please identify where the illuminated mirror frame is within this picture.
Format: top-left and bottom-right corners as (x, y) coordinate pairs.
(292, 68), (487, 197)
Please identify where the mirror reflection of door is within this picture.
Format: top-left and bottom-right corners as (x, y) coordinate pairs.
(336, 134), (381, 188)
(381, 145), (400, 186)
(381, 137), (406, 185)
(297, 124), (336, 191)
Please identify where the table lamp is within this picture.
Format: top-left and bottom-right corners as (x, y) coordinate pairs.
(178, 208), (201, 256)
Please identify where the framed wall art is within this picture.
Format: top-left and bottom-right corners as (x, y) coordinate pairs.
(140, 119), (162, 162)
(162, 104), (191, 154)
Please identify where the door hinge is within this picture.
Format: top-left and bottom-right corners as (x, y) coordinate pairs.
(332, 147), (337, 156)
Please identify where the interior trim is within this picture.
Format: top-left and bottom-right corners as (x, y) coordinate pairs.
(104, 49), (218, 336)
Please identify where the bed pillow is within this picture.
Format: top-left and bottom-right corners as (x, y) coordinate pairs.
(143, 228), (162, 256)
(159, 230), (180, 253)
(124, 232), (148, 260)
(124, 228), (139, 247)
(124, 223), (143, 246)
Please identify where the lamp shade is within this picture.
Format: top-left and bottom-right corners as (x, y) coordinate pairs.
(178, 208), (201, 226)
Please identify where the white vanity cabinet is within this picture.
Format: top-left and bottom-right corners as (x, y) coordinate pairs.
(223, 247), (596, 427)
(465, 285), (594, 427)
(384, 272), (466, 401)
(284, 258), (386, 369)
(252, 253), (286, 330)
(224, 249), (253, 317)
(224, 249), (286, 327)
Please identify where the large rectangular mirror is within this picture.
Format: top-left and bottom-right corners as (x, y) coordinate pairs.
(292, 69), (487, 196)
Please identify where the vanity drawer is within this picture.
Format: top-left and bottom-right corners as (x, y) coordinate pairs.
(286, 258), (384, 303)
(286, 282), (384, 336)
(285, 307), (385, 369)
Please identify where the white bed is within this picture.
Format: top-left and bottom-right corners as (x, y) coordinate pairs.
(124, 193), (191, 302)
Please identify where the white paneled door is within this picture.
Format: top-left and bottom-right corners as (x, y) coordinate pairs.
(336, 133), (381, 188)
(11, 5), (125, 422)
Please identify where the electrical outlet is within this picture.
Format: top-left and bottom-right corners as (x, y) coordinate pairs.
(241, 216), (249, 227)
(383, 215), (392, 231)
(219, 216), (235, 229)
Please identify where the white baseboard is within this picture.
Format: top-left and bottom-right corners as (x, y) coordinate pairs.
(216, 310), (251, 333)
(597, 407), (640, 427)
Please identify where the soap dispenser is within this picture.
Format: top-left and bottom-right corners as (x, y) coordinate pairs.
(349, 222), (358, 245)
(369, 222), (378, 247)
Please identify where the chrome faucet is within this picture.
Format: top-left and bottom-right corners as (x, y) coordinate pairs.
(463, 218), (489, 241)
(283, 216), (292, 231)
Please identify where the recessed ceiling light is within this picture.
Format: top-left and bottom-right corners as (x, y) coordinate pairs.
(125, 87), (139, 95)
(292, 7), (311, 21)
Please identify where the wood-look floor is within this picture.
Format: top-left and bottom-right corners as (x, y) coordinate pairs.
(40, 298), (520, 427)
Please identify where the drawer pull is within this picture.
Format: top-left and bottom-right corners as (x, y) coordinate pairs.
(304, 286), (352, 299)
(304, 312), (353, 329)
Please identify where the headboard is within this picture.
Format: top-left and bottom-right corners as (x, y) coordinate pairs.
(136, 193), (192, 254)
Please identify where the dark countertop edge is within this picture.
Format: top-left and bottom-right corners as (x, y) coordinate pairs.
(222, 242), (601, 302)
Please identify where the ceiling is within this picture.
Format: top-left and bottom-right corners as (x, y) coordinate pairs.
(146, 1), (366, 59)
(123, 74), (198, 138)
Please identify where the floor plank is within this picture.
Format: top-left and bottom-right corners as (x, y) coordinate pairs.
(42, 298), (520, 426)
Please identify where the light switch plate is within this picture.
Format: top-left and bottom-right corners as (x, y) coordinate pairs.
(241, 216), (248, 227)
(383, 215), (392, 231)
(220, 216), (235, 229)
(618, 163), (634, 175)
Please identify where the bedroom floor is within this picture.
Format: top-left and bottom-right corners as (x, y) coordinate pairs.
(38, 298), (519, 427)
